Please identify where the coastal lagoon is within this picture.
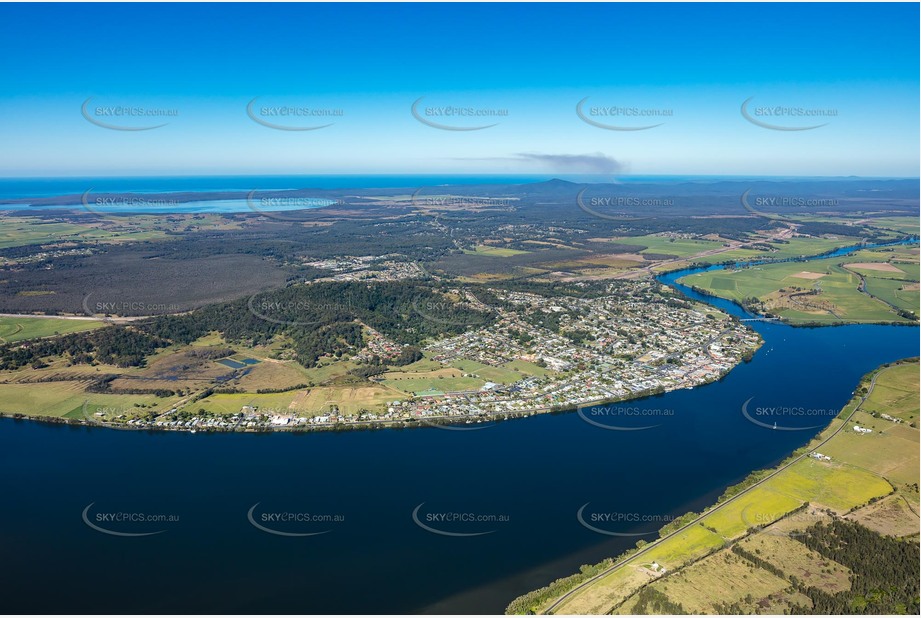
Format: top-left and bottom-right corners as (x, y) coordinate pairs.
(0, 198), (337, 215)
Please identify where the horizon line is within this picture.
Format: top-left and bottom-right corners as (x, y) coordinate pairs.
(2, 173), (918, 181)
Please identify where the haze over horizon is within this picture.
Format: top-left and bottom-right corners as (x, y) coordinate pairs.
(0, 3), (918, 177)
(3, 173), (920, 181)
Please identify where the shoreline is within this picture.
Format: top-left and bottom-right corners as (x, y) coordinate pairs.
(680, 283), (918, 328)
(508, 356), (919, 614)
(0, 346), (755, 434)
(659, 236), (919, 328)
(5, 239), (913, 433)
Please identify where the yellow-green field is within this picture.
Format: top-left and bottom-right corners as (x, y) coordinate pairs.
(464, 244), (530, 257)
(0, 381), (165, 419)
(607, 235), (727, 258)
(859, 362), (919, 423)
(0, 215), (169, 249)
(381, 368), (485, 395)
(739, 532), (852, 592)
(502, 358), (553, 378)
(0, 316), (105, 342)
(705, 487), (803, 539)
(0, 213), (245, 251)
(645, 523), (726, 568)
(450, 359), (535, 383)
(526, 360), (919, 616)
(819, 411), (919, 485)
(607, 234), (862, 264)
(294, 384), (402, 415)
(182, 383), (403, 417)
(759, 457), (892, 511)
(615, 546), (807, 614)
(862, 216), (920, 235)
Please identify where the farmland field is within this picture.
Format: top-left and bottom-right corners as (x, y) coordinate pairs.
(737, 533), (851, 592)
(449, 359), (528, 384)
(464, 245), (530, 257)
(0, 215), (170, 249)
(380, 371), (485, 395)
(528, 359), (919, 616)
(615, 546), (808, 614)
(607, 235), (726, 258)
(0, 381), (165, 418)
(858, 362), (919, 422)
(678, 245), (920, 324)
(0, 316), (105, 342)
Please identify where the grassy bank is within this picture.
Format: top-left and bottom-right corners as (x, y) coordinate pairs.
(509, 357), (919, 614)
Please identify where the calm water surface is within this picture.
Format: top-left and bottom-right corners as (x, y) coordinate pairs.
(0, 250), (917, 614)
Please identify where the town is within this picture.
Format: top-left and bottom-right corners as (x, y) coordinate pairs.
(96, 276), (762, 433)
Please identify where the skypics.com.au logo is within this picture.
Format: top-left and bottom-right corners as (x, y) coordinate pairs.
(82, 502), (179, 537)
(246, 97), (343, 131)
(82, 293), (182, 322)
(81, 98), (178, 131)
(578, 403), (675, 431)
(81, 189), (180, 218)
(245, 191), (344, 221)
(247, 295), (354, 328)
(576, 188), (668, 221)
(741, 97), (837, 131)
(741, 397), (839, 431)
(411, 97), (508, 131)
(740, 188), (839, 220)
(576, 97), (672, 131)
(577, 503), (674, 537)
(412, 503), (509, 537)
(247, 503), (344, 537)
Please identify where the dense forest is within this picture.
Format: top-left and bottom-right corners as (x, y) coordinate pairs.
(0, 280), (491, 370)
(628, 586), (687, 614)
(0, 326), (168, 370)
(715, 517), (920, 615)
(790, 519), (920, 614)
(0, 273), (702, 372)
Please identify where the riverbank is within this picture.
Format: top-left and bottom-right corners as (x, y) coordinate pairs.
(501, 240), (918, 614)
(509, 356), (919, 614)
(0, 343), (758, 434)
(671, 238), (919, 327)
(0, 241), (916, 615)
(2, 309), (916, 614)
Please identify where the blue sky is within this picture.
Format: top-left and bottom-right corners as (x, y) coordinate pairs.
(0, 2), (918, 177)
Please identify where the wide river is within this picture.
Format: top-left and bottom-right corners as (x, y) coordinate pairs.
(0, 244), (917, 614)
